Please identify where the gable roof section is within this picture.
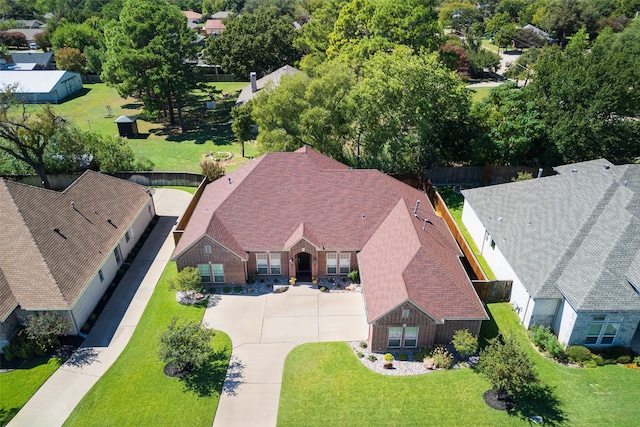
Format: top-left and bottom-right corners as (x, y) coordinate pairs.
(0, 268), (19, 321)
(8, 52), (54, 66)
(462, 163), (640, 312)
(235, 65), (300, 106)
(175, 147), (487, 322)
(0, 70), (78, 94)
(0, 171), (152, 312)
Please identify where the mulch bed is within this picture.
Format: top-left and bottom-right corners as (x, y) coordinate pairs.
(483, 389), (515, 411)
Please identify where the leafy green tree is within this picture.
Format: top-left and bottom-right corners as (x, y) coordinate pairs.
(252, 61), (355, 160)
(231, 102), (254, 156)
(22, 312), (71, 352)
(439, 2), (482, 33)
(201, 158), (226, 181)
(294, 0), (348, 69)
(539, 0), (600, 44)
(477, 333), (539, 399)
(526, 25), (640, 163)
(205, 8), (300, 80)
(485, 12), (517, 49)
(169, 267), (202, 292)
(55, 47), (86, 73)
(452, 329), (478, 358)
(0, 89), (64, 189)
(157, 317), (216, 373)
(50, 22), (102, 51)
(102, 0), (198, 129)
(352, 47), (473, 172)
(33, 30), (52, 51)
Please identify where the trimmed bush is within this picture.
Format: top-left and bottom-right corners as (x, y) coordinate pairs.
(566, 346), (593, 364)
(452, 329), (478, 357)
(398, 353), (408, 361)
(356, 351), (364, 358)
(222, 287), (231, 294)
(368, 354), (377, 362)
(413, 346), (433, 362)
(359, 341), (368, 349)
(617, 355), (632, 364)
(529, 325), (565, 360)
(432, 347), (453, 369)
(634, 356), (640, 366)
(384, 353), (394, 362)
(233, 286), (243, 293)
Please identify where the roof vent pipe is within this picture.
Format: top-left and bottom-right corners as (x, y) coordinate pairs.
(537, 168), (543, 178)
(414, 200), (420, 216)
(250, 72), (257, 93)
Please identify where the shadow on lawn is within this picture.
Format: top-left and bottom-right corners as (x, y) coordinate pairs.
(181, 347), (230, 397)
(511, 383), (567, 426)
(478, 305), (500, 348)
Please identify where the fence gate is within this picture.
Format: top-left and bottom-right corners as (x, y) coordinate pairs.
(472, 280), (513, 303)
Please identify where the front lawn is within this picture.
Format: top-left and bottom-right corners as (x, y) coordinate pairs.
(64, 263), (231, 427)
(0, 357), (63, 426)
(278, 303), (640, 426)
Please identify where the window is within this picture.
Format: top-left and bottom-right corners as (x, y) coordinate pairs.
(388, 327), (402, 348)
(339, 253), (350, 274)
(490, 239), (496, 250)
(585, 316), (622, 345)
(404, 327), (419, 348)
(402, 309), (409, 318)
(327, 253), (337, 274)
(125, 229), (131, 243)
(257, 253), (268, 274)
(98, 269), (104, 283)
(114, 246), (122, 265)
(213, 264), (224, 283)
(204, 245), (212, 255)
(270, 253), (281, 275)
(198, 264), (211, 283)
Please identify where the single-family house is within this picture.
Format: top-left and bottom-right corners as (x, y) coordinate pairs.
(211, 11), (232, 19)
(13, 20), (46, 29)
(205, 19), (226, 35)
(0, 171), (156, 349)
(0, 70), (83, 103)
(235, 65), (300, 106)
(5, 28), (44, 45)
(183, 10), (202, 30)
(461, 159), (640, 350)
(6, 52), (55, 69)
(172, 147), (487, 351)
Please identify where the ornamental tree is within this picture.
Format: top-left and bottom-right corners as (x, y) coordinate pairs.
(157, 317), (216, 373)
(22, 312), (71, 352)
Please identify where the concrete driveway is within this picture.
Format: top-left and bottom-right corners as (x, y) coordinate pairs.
(205, 285), (368, 427)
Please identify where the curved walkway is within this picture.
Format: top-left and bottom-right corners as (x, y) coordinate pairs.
(205, 286), (368, 427)
(8, 189), (193, 427)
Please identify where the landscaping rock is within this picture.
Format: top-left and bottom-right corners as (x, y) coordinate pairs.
(424, 358), (435, 370)
(345, 284), (356, 291)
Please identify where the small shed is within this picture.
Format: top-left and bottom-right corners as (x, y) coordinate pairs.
(114, 116), (138, 138)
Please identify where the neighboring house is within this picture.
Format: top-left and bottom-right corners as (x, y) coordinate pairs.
(521, 24), (554, 44)
(235, 65), (300, 106)
(6, 52), (55, 69)
(211, 11), (232, 19)
(205, 19), (226, 35)
(0, 70), (83, 103)
(461, 159), (640, 350)
(172, 147), (487, 351)
(0, 171), (156, 349)
(183, 10), (202, 30)
(5, 28), (44, 44)
(14, 19), (46, 29)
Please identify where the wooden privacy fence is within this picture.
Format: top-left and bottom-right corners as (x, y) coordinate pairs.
(2, 172), (204, 190)
(424, 165), (555, 186)
(473, 280), (513, 303)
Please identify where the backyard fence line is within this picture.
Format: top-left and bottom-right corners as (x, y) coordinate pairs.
(2, 172), (204, 190)
(424, 165), (556, 186)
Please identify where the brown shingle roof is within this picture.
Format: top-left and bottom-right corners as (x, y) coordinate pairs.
(0, 269), (18, 321)
(0, 171), (152, 312)
(173, 147), (487, 322)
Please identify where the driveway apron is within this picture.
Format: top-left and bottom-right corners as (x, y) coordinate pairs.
(205, 285), (368, 427)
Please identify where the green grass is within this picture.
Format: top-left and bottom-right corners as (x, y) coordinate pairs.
(28, 82), (256, 173)
(482, 39), (500, 54)
(0, 357), (63, 426)
(469, 86), (493, 104)
(278, 303), (640, 426)
(64, 263), (231, 427)
(436, 186), (496, 280)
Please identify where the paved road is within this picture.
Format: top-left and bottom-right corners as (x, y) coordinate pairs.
(205, 286), (368, 427)
(8, 189), (192, 427)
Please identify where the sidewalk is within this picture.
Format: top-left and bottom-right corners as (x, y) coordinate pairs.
(8, 189), (192, 427)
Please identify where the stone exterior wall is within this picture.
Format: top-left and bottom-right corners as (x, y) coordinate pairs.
(568, 311), (640, 347)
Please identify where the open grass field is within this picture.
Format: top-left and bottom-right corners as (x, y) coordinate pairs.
(64, 262), (231, 427)
(436, 186), (496, 280)
(278, 303), (640, 426)
(469, 86), (493, 104)
(29, 82), (254, 173)
(0, 357), (63, 426)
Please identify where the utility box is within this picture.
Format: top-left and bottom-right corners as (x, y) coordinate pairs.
(114, 115), (138, 138)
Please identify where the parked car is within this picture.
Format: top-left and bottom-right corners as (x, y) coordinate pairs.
(29, 42), (37, 49)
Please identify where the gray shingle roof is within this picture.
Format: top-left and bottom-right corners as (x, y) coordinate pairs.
(462, 161), (640, 312)
(235, 65), (300, 106)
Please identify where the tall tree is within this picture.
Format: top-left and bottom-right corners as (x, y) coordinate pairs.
(352, 47), (473, 172)
(204, 8), (300, 80)
(102, 0), (198, 128)
(0, 87), (65, 189)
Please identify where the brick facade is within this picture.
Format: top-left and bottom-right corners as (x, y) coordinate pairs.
(176, 236), (246, 285)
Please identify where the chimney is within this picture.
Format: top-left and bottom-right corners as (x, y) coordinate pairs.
(250, 72), (257, 93)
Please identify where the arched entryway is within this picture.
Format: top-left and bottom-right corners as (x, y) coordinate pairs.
(296, 252), (312, 282)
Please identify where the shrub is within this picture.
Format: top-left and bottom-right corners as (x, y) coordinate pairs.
(634, 356), (640, 366)
(600, 346), (632, 360)
(22, 312), (71, 352)
(452, 329), (478, 357)
(594, 355), (606, 366)
(368, 354), (377, 362)
(359, 341), (368, 349)
(222, 287), (231, 294)
(157, 317), (215, 372)
(566, 346), (593, 364)
(398, 353), (408, 361)
(169, 267), (202, 293)
(200, 158), (225, 182)
(384, 353), (394, 362)
(247, 273), (257, 284)
(529, 325), (565, 360)
(413, 346), (433, 362)
(617, 355), (632, 364)
(233, 286), (243, 293)
(432, 346), (453, 369)
(348, 269), (359, 283)
(356, 351), (364, 358)
(583, 359), (598, 368)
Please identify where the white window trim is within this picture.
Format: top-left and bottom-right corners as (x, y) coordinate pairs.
(388, 326), (402, 348)
(198, 264), (211, 283)
(327, 252), (337, 275)
(269, 253), (281, 275)
(403, 327), (419, 348)
(212, 264), (225, 283)
(204, 245), (212, 255)
(339, 253), (350, 274)
(585, 316), (622, 346)
(256, 253), (268, 275)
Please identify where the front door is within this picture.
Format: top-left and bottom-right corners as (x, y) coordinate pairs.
(296, 252), (312, 281)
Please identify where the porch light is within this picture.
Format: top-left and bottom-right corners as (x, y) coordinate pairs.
(289, 258), (293, 264)
(313, 257), (317, 264)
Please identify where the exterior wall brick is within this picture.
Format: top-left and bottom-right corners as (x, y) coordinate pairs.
(288, 240), (317, 278)
(176, 236), (245, 285)
(434, 320), (482, 344)
(247, 251), (290, 277)
(370, 303), (437, 352)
